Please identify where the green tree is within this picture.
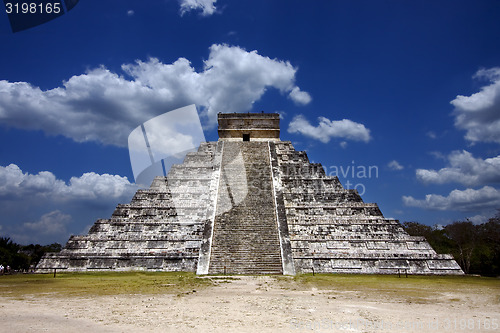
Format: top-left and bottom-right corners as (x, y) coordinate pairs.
(475, 215), (500, 275)
(444, 221), (478, 274)
(0, 237), (30, 271)
(402, 221), (456, 255)
(0, 237), (62, 271)
(403, 218), (500, 276)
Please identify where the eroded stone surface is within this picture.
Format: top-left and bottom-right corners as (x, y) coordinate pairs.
(37, 113), (463, 275)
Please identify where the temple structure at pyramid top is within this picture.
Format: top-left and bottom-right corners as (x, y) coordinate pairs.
(218, 112), (280, 141)
(37, 112), (463, 275)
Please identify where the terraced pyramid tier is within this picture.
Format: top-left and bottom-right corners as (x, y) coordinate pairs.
(270, 141), (462, 274)
(37, 112), (463, 275)
(37, 142), (221, 272)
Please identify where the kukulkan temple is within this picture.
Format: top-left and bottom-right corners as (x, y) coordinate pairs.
(37, 113), (463, 275)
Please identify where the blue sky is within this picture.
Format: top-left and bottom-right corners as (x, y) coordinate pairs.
(1, 0), (500, 245)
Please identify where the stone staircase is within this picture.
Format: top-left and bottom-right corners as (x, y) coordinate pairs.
(37, 112), (463, 275)
(208, 142), (283, 274)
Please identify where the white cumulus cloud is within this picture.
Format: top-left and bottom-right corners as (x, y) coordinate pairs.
(288, 87), (312, 105)
(0, 164), (137, 202)
(23, 210), (72, 236)
(287, 114), (371, 144)
(416, 150), (500, 187)
(388, 160), (404, 171)
(451, 67), (500, 144)
(179, 0), (217, 16)
(0, 164), (138, 244)
(0, 44), (310, 147)
(467, 214), (490, 225)
(403, 186), (500, 212)
(8, 210), (73, 244)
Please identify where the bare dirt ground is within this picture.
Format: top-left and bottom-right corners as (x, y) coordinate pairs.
(1, 275), (499, 333)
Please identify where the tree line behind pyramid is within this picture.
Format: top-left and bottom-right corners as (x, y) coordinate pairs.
(36, 113), (468, 275)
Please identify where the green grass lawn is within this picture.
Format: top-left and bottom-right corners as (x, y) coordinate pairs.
(0, 272), (498, 303)
(277, 273), (500, 304)
(286, 273), (500, 290)
(0, 271), (214, 299)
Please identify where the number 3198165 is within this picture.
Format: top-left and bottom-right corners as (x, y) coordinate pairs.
(5, 2), (62, 14)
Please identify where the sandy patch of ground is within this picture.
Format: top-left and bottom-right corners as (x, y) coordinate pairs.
(1, 276), (498, 332)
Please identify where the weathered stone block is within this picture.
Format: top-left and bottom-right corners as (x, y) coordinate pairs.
(36, 113), (463, 275)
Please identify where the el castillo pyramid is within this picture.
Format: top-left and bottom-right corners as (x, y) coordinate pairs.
(37, 113), (463, 275)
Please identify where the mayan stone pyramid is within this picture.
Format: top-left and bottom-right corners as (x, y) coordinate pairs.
(37, 113), (463, 275)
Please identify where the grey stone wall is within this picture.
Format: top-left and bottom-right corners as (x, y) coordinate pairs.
(218, 113), (280, 141)
(37, 115), (463, 275)
(272, 141), (463, 275)
(37, 142), (220, 272)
